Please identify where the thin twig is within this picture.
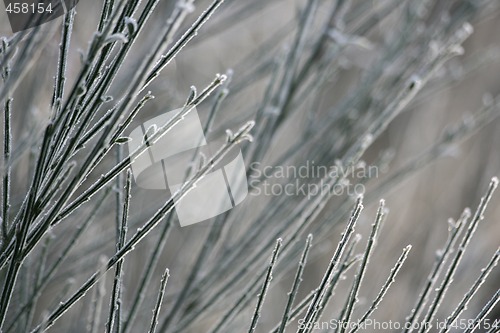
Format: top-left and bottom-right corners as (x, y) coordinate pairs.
(463, 289), (500, 333)
(105, 170), (131, 333)
(337, 200), (385, 333)
(148, 268), (170, 333)
(248, 238), (283, 333)
(419, 177), (499, 333)
(403, 208), (470, 333)
(297, 196), (363, 333)
(349, 245), (413, 333)
(438, 249), (500, 333)
(277, 234), (313, 333)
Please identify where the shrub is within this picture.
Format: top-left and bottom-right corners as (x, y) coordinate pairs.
(0, 0), (499, 332)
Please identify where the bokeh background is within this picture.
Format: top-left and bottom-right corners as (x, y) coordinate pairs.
(1, 0), (499, 332)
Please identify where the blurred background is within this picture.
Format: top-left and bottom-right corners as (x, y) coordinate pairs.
(1, 0), (499, 332)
